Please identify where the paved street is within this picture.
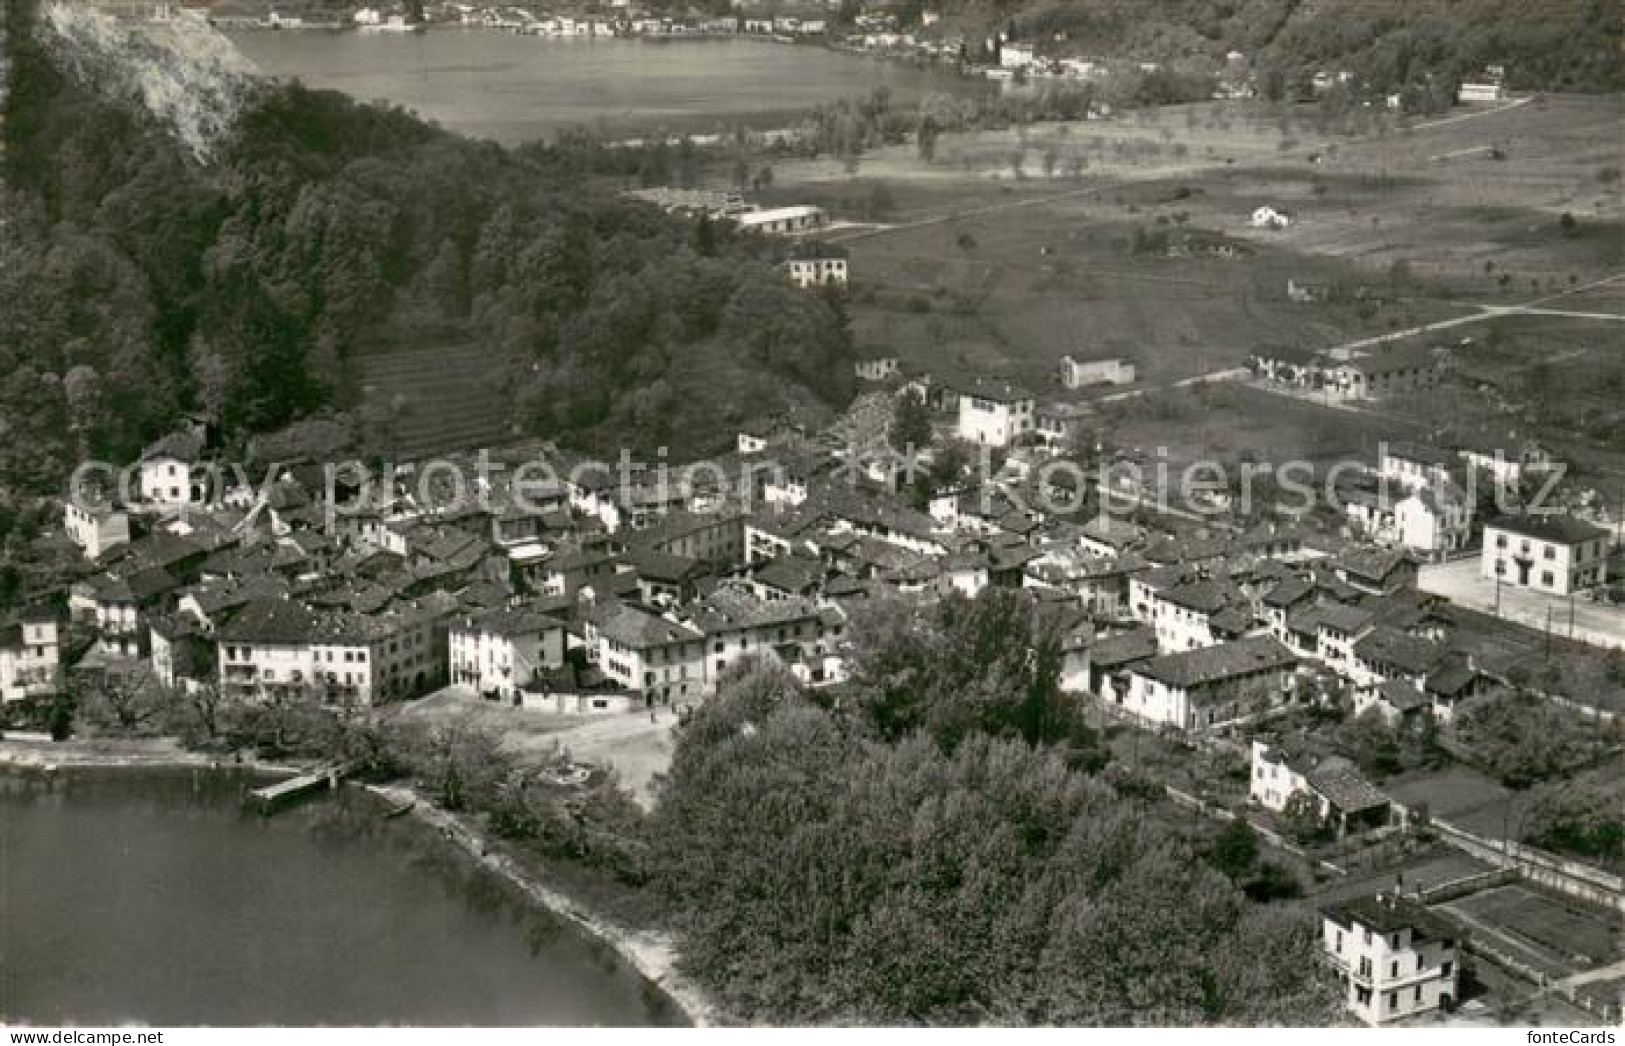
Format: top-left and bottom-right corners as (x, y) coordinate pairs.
(1419, 558), (1625, 651)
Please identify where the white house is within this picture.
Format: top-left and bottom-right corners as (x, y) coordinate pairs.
(1321, 893), (1460, 1025)
(136, 430), (210, 510)
(1454, 440), (1556, 496)
(1482, 515), (1611, 596)
(1251, 206), (1291, 229)
(783, 253), (848, 288)
(594, 603), (706, 706)
(1394, 484), (1472, 559)
(999, 42), (1036, 69)
(687, 588), (830, 686)
(449, 607), (567, 703)
(1124, 636), (1297, 732)
(1457, 79), (1505, 104)
(1059, 355), (1135, 389)
(956, 378), (1036, 447)
(0, 613), (61, 705)
(1379, 443), (1455, 492)
(63, 502), (131, 560)
(1250, 741), (1390, 834)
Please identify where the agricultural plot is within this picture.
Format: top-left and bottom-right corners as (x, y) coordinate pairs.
(768, 96), (1623, 408)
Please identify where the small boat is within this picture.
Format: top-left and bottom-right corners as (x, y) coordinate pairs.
(384, 799), (415, 819)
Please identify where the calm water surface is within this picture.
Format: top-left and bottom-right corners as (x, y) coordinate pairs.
(229, 30), (977, 144)
(0, 770), (682, 1026)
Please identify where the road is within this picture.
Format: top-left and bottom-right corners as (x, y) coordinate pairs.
(1322, 272), (1625, 359)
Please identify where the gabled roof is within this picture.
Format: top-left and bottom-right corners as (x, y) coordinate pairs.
(1303, 755), (1388, 813)
(1484, 513), (1610, 546)
(455, 606), (564, 639)
(596, 604), (703, 649)
(689, 589), (822, 634)
(1263, 575), (1316, 609)
(217, 599), (316, 645)
(1354, 625), (1445, 674)
(1373, 679), (1429, 713)
(1134, 636), (1297, 690)
(1334, 546), (1412, 583)
(1088, 628), (1160, 668)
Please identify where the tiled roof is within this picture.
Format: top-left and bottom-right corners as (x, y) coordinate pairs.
(1135, 636), (1296, 690)
(1485, 513), (1610, 546)
(1321, 893), (1458, 945)
(217, 599), (315, 645)
(1303, 755), (1388, 813)
(597, 604), (702, 649)
(1354, 626), (1445, 674)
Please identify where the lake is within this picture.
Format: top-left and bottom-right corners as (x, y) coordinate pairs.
(0, 769), (683, 1026)
(228, 30), (976, 144)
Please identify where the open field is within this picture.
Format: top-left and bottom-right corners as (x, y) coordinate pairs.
(1099, 382), (1427, 477)
(758, 96), (1624, 416)
(1452, 884), (1621, 968)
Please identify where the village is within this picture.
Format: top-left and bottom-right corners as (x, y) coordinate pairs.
(2, 0), (1624, 1030)
(5, 240), (1625, 1022)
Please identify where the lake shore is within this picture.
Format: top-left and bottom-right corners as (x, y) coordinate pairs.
(0, 737), (721, 1028)
(360, 780), (724, 1028)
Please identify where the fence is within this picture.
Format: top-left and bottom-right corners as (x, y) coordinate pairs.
(1430, 818), (1625, 914)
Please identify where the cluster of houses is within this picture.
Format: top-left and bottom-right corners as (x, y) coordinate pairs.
(3, 346), (1615, 1025)
(1249, 344), (1447, 405)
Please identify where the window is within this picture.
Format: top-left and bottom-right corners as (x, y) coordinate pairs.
(1441, 961), (1452, 977)
(1390, 961), (1399, 978)
(1414, 986), (1422, 1003)
(1543, 545), (1555, 560)
(1387, 992), (1397, 1010)
(1541, 571), (1554, 587)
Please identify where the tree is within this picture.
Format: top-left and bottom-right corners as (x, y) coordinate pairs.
(1281, 792), (1331, 845)
(888, 389), (932, 451)
(1209, 818), (1260, 879)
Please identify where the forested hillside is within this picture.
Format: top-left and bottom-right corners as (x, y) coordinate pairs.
(939, 0), (1624, 96)
(0, 1), (852, 491)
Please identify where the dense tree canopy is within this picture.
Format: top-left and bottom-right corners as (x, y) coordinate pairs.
(0, 1), (853, 491)
(648, 659), (1339, 1025)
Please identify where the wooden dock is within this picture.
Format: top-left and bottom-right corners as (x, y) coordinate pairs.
(245, 763), (353, 815)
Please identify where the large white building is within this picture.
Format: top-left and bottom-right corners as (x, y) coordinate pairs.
(593, 603), (707, 706)
(1123, 636), (1297, 732)
(218, 598), (450, 706)
(448, 607), (567, 703)
(736, 205), (827, 236)
(956, 378), (1036, 447)
(1481, 515), (1611, 596)
(1321, 893), (1460, 1024)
